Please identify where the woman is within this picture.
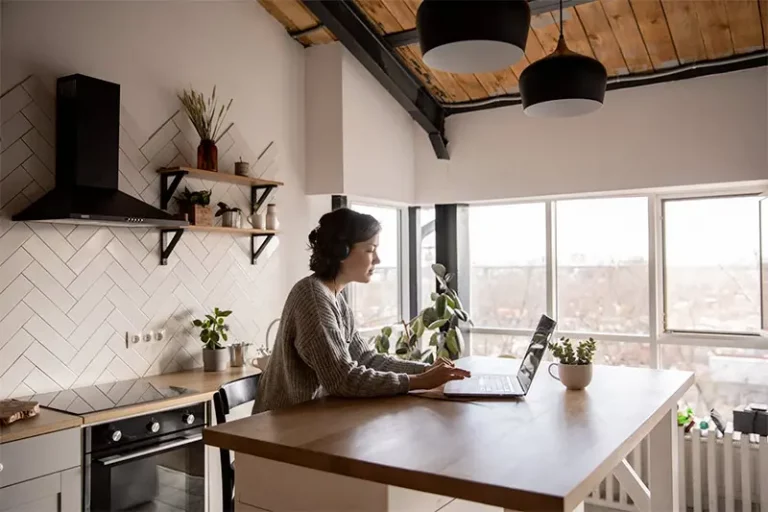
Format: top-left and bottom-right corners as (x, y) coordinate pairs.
(253, 208), (470, 413)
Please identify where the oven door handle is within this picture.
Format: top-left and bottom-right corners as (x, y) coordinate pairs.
(96, 434), (203, 466)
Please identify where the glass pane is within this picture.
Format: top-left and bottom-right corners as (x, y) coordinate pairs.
(469, 203), (547, 329)
(557, 197), (649, 334)
(470, 333), (533, 358)
(420, 207), (436, 311)
(664, 196), (760, 333)
(349, 204), (400, 329)
(661, 345), (768, 422)
(590, 340), (651, 367)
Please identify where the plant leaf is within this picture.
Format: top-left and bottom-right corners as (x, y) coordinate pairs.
(422, 307), (438, 327)
(192, 319), (203, 327)
(222, 333), (228, 341)
(437, 347), (450, 359)
(446, 330), (460, 355)
(435, 294), (447, 317)
(428, 318), (448, 330)
(382, 326), (393, 337)
(431, 263), (446, 277)
(412, 317), (425, 338)
(429, 332), (439, 346)
(221, 310), (232, 317)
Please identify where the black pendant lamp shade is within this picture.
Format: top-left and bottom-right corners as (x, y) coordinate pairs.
(519, 37), (607, 117)
(417, 0), (531, 74)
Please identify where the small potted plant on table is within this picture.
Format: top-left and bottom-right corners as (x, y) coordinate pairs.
(215, 202), (242, 228)
(193, 307), (232, 372)
(547, 337), (597, 390)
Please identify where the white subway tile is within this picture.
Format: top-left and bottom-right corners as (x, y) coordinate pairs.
(29, 223), (75, 261)
(24, 341), (77, 388)
(107, 287), (148, 331)
(67, 227), (113, 274)
(0, 276), (34, 321)
(108, 333), (150, 377)
(0, 140), (32, 180)
(118, 149), (149, 194)
(119, 125), (148, 171)
(0, 302), (34, 351)
(141, 120), (179, 161)
(69, 322), (114, 375)
(106, 261), (148, 306)
(22, 261), (76, 312)
(67, 250), (114, 300)
(0, 112), (32, 152)
(0, 356), (33, 399)
(23, 314), (77, 365)
(0, 247), (33, 294)
(68, 273), (113, 325)
(22, 129), (54, 172)
(107, 353), (137, 380)
(22, 103), (54, 146)
(0, 329), (34, 376)
(24, 367), (61, 394)
(0, 86), (32, 124)
(23, 288), (76, 339)
(72, 346), (115, 388)
(106, 238), (148, 283)
(22, 234), (76, 287)
(1, 166), (32, 208)
(67, 225), (100, 251)
(68, 297), (114, 350)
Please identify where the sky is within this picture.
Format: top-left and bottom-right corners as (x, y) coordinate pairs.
(355, 196), (763, 268)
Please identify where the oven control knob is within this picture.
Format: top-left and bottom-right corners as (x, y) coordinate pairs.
(182, 413), (195, 425)
(147, 421), (160, 433)
(111, 430), (122, 442)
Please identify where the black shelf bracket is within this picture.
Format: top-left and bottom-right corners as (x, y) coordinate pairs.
(160, 229), (184, 265)
(160, 172), (187, 210)
(251, 185), (276, 215)
(251, 234), (274, 265)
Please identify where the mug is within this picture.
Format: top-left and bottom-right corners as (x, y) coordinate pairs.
(247, 212), (266, 230)
(548, 362), (593, 390)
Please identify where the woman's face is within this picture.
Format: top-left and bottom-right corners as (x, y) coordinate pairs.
(340, 234), (381, 284)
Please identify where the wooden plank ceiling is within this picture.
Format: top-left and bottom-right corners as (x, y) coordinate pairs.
(259, 0), (767, 104)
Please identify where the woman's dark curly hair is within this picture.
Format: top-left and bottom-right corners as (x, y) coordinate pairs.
(308, 208), (381, 280)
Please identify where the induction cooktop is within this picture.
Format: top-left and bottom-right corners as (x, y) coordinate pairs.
(38, 378), (197, 415)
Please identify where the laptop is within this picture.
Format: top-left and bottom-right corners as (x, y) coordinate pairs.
(443, 314), (557, 398)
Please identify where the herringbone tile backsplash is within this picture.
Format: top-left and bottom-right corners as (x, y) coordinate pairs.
(0, 76), (281, 402)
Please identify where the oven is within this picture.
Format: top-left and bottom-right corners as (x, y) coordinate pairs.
(83, 403), (206, 512)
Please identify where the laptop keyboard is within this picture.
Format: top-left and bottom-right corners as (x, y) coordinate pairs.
(465, 374), (519, 394)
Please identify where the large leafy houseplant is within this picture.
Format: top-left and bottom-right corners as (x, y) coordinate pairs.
(373, 264), (472, 363)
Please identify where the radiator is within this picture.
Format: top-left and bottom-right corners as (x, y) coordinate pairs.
(586, 426), (768, 512)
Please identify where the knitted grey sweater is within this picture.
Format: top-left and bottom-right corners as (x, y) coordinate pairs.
(252, 275), (428, 413)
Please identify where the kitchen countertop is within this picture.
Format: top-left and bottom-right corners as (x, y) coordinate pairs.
(0, 407), (82, 444)
(79, 365), (261, 425)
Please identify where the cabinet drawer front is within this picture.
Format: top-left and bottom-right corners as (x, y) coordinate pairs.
(0, 473), (60, 511)
(0, 428), (80, 488)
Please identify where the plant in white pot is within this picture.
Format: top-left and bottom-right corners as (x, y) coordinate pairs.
(193, 307), (232, 372)
(547, 337), (597, 390)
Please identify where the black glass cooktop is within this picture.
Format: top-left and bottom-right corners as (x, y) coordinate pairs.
(38, 379), (197, 415)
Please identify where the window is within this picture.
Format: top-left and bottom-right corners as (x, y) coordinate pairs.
(469, 203), (547, 330)
(470, 334), (533, 358)
(591, 340), (651, 367)
(661, 346), (768, 422)
(348, 204), (401, 329)
(556, 197), (649, 334)
(420, 207), (436, 310)
(663, 196), (761, 334)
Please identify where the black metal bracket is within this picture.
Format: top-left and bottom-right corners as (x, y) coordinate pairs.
(251, 185), (276, 215)
(160, 171), (187, 210)
(251, 234), (274, 265)
(160, 229), (184, 265)
(301, 0), (449, 160)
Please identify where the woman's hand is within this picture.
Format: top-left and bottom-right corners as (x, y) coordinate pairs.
(408, 362), (471, 391)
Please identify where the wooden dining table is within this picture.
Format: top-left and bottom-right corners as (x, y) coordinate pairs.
(204, 356), (693, 512)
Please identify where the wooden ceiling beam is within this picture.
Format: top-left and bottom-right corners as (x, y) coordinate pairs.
(301, 0), (449, 159)
(385, 0), (599, 48)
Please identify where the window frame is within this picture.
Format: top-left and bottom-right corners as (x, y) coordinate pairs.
(464, 182), (768, 367)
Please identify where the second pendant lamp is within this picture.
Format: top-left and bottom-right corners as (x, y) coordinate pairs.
(519, 0), (607, 117)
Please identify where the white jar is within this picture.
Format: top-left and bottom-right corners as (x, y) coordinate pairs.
(266, 204), (279, 231)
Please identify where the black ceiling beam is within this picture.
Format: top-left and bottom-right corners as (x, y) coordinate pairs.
(301, 0), (449, 160)
(385, 0), (597, 48)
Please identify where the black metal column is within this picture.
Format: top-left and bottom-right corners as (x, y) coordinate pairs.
(435, 204), (470, 310)
(331, 195), (348, 210)
(408, 207), (421, 319)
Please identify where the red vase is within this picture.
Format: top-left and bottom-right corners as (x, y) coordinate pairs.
(197, 139), (218, 171)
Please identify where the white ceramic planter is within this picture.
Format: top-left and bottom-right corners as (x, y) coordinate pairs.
(203, 348), (229, 372)
(548, 362), (593, 390)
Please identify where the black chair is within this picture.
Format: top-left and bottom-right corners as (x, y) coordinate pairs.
(213, 374), (260, 512)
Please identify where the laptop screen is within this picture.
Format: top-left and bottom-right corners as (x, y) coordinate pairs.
(516, 314), (557, 393)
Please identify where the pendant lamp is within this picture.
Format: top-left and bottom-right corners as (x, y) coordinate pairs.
(417, 0), (531, 74)
(519, 0), (607, 117)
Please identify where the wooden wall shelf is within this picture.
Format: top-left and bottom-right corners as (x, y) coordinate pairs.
(156, 167), (283, 266)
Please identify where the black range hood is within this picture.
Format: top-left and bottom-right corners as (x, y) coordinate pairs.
(13, 74), (187, 228)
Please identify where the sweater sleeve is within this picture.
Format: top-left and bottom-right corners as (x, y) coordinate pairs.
(349, 332), (429, 375)
(294, 284), (410, 397)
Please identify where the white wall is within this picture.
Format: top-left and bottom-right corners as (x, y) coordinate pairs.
(303, 42), (416, 203)
(305, 43), (344, 196)
(414, 68), (768, 204)
(0, 0), (310, 395)
(341, 49), (415, 204)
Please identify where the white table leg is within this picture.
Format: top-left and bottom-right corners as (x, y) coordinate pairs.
(649, 406), (680, 512)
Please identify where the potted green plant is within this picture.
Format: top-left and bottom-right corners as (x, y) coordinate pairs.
(175, 187), (213, 226)
(373, 264), (472, 364)
(178, 86), (233, 171)
(193, 307), (232, 372)
(215, 202), (242, 228)
(547, 336), (597, 390)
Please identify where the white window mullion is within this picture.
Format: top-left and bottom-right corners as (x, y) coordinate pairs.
(649, 194), (663, 369)
(546, 200), (558, 322)
(398, 207), (410, 323)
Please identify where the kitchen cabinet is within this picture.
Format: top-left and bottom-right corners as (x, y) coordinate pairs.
(0, 428), (81, 512)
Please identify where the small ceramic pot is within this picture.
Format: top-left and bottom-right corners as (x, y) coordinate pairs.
(548, 363), (593, 390)
(266, 204), (279, 231)
(221, 210), (241, 228)
(203, 348), (229, 372)
(234, 161), (249, 176)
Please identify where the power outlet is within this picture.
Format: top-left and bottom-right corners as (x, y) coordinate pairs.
(126, 332), (141, 347)
(143, 331), (154, 343)
(155, 330), (167, 342)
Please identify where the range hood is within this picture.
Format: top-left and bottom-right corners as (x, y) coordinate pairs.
(13, 74), (187, 228)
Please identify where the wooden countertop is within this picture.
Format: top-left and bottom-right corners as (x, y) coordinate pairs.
(204, 357), (693, 511)
(0, 407), (82, 444)
(79, 366), (260, 425)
